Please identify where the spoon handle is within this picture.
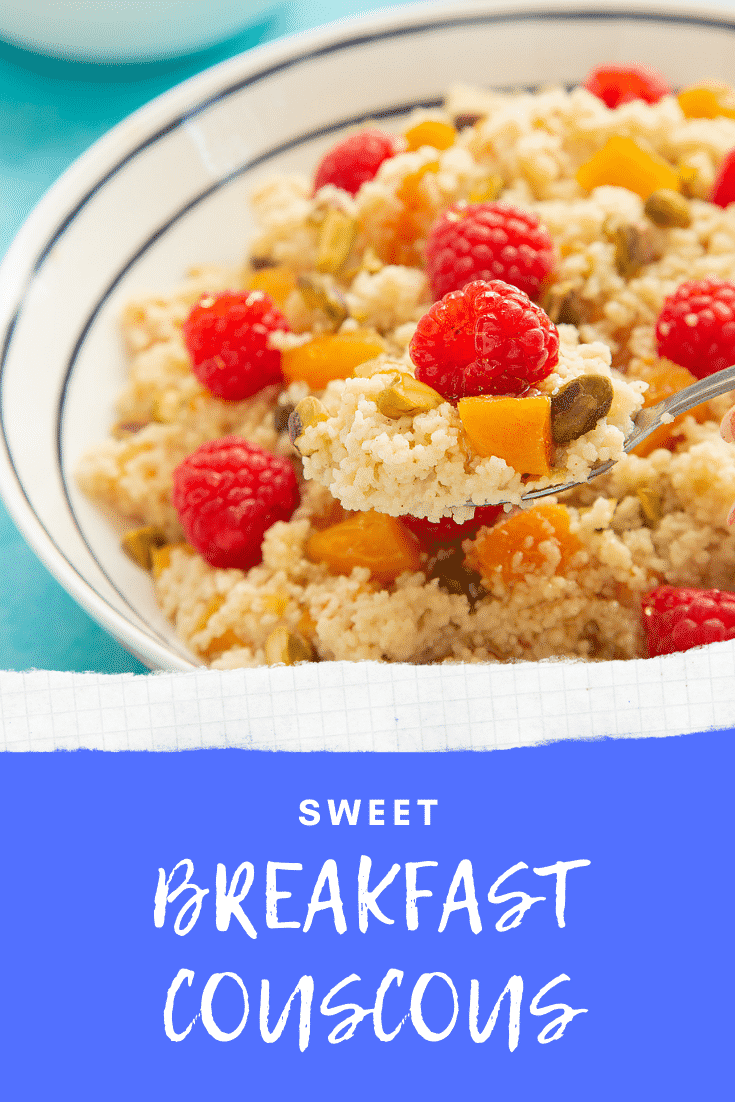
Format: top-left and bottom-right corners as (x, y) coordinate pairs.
(624, 362), (735, 452)
(485, 364), (735, 505)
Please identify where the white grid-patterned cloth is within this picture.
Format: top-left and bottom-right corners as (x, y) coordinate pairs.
(2, 643), (734, 751)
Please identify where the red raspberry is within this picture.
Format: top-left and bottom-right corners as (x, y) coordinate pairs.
(183, 290), (288, 401)
(642, 585), (735, 657)
(583, 64), (671, 109)
(711, 148), (735, 208)
(410, 279), (559, 400)
(313, 129), (401, 195)
(401, 504), (503, 547)
(172, 437), (299, 570)
(424, 202), (554, 301)
(655, 279), (735, 379)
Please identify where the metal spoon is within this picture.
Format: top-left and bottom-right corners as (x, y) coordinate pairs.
(515, 362), (735, 503)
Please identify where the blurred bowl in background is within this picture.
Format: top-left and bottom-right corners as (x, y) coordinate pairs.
(0, 0), (284, 63)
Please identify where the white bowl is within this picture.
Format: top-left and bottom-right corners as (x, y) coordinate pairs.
(0, 0), (283, 63)
(3, 0), (735, 671)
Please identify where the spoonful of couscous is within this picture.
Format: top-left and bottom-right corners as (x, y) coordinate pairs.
(289, 278), (735, 522)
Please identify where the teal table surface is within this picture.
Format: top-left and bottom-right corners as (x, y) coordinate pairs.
(0, 1), (418, 673)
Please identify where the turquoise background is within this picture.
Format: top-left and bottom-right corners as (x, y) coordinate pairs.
(0, 1), (413, 673)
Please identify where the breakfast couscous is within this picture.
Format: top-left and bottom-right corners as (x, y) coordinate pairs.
(77, 65), (735, 667)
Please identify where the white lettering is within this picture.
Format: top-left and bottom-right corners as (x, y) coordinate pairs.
(154, 859), (209, 935)
(373, 969), (406, 1042)
(320, 975), (371, 1044)
(533, 860), (591, 927)
(369, 800), (385, 826)
(200, 973), (249, 1041)
(302, 859), (346, 933)
(394, 799), (410, 825)
(438, 859), (482, 934)
(215, 862), (256, 937)
(410, 973), (459, 1042)
(328, 799), (361, 825)
(266, 862), (302, 929)
(530, 974), (588, 1043)
(488, 862), (545, 931)
(260, 976), (314, 1051)
(469, 976), (523, 1049)
(298, 799), (320, 826)
(163, 968), (197, 1041)
(416, 799), (438, 825)
(406, 862), (438, 930)
(358, 855), (400, 932)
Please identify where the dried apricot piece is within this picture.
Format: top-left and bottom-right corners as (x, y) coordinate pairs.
(306, 510), (421, 583)
(202, 628), (242, 659)
(397, 160), (440, 209)
(378, 161), (440, 265)
(246, 265), (297, 307)
(281, 331), (385, 388)
(404, 120), (456, 152)
(458, 395), (552, 476)
(576, 136), (680, 199)
(678, 82), (735, 120)
(632, 359), (710, 457)
(469, 503), (582, 584)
